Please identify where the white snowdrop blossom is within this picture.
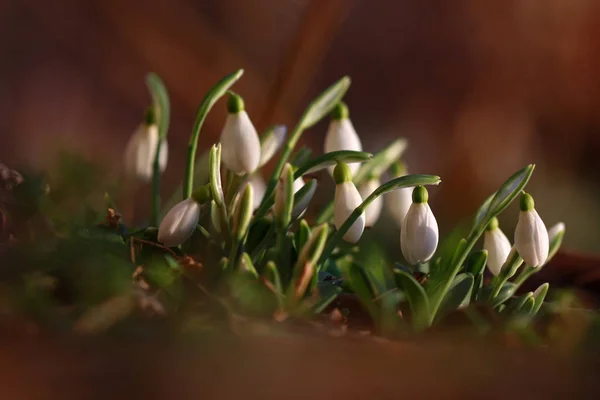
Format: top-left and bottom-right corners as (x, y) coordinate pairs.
(514, 192), (549, 268)
(333, 163), (365, 243)
(358, 178), (382, 227)
(483, 217), (512, 276)
(386, 163), (412, 227)
(124, 116), (168, 182)
(324, 102), (363, 177)
(401, 186), (439, 265)
(158, 198), (201, 247)
(220, 94), (261, 175)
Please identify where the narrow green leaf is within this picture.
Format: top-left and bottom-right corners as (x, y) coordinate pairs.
(340, 262), (379, 320)
(311, 284), (342, 314)
(295, 151), (373, 177)
(394, 269), (430, 331)
(146, 73), (171, 140)
(209, 144), (224, 207)
(300, 76), (351, 129)
(295, 220), (311, 253)
(184, 69), (244, 199)
(436, 273), (474, 322)
(353, 138), (408, 183)
(466, 250), (488, 276)
(274, 163), (294, 229)
(238, 252), (258, 278)
(531, 283), (549, 315)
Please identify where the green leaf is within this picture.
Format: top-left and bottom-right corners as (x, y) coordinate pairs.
(209, 144), (224, 207)
(471, 165), (535, 236)
(184, 69), (244, 199)
(295, 220), (311, 253)
(263, 261), (283, 295)
(466, 250), (488, 276)
(353, 138), (408, 183)
(436, 273), (474, 322)
(394, 269), (430, 331)
(531, 283), (549, 315)
(274, 163), (294, 230)
(546, 227), (565, 264)
(479, 281), (518, 308)
(311, 284), (343, 314)
(300, 76), (351, 129)
(294, 150), (373, 177)
(146, 73), (171, 139)
(340, 262), (379, 320)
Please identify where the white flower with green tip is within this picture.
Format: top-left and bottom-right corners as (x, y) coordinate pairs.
(514, 192), (549, 267)
(401, 186), (439, 265)
(324, 102), (363, 177)
(333, 163), (365, 243)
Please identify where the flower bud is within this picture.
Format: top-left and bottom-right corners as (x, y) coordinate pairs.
(274, 163), (294, 229)
(324, 102), (363, 177)
(483, 217), (512, 276)
(333, 163), (365, 243)
(358, 178), (382, 227)
(124, 107), (168, 182)
(514, 192), (549, 267)
(157, 197), (201, 247)
(400, 186), (438, 265)
(232, 183), (254, 241)
(220, 93), (261, 175)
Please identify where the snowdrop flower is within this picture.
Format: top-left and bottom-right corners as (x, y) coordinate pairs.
(220, 93), (261, 175)
(401, 186), (439, 265)
(358, 178), (382, 227)
(386, 162), (412, 227)
(333, 162), (365, 243)
(483, 217), (512, 276)
(324, 102), (363, 176)
(158, 185), (211, 247)
(514, 192), (549, 267)
(123, 108), (168, 182)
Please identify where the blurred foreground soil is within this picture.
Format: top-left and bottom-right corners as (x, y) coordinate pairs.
(1, 334), (599, 400)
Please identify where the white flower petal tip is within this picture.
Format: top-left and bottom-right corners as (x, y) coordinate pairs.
(157, 198), (201, 247)
(123, 123), (167, 182)
(359, 179), (382, 227)
(386, 187), (412, 227)
(220, 109), (261, 175)
(514, 193), (549, 268)
(324, 104), (363, 177)
(400, 187), (438, 265)
(483, 221), (512, 276)
(334, 181), (365, 243)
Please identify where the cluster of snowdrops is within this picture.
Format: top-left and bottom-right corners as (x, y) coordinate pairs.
(121, 70), (565, 330)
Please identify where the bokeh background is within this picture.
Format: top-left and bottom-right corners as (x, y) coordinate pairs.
(1, 0), (599, 253)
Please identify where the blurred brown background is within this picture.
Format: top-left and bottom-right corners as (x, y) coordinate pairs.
(1, 0), (600, 252)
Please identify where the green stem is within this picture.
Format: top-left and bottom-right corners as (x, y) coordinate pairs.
(183, 69), (244, 200)
(151, 144), (163, 226)
(488, 252), (524, 302)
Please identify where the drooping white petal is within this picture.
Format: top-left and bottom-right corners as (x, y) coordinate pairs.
(515, 209), (549, 268)
(220, 111), (261, 174)
(358, 179), (382, 227)
(386, 186), (412, 227)
(157, 198), (201, 247)
(334, 181), (365, 243)
(124, 124), (167, 182)
(249, 174), (266, 211)
(324, 119), (363, 176)
(401, 202), (439, 265)
(483, 228), (512, 276)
